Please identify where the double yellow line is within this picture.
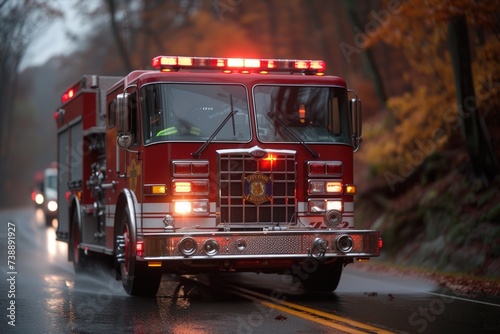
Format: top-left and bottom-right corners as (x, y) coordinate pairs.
(226, 285), (395, 334)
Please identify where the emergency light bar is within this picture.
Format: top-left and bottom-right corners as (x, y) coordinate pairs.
(61, 88), (75, 103)
(61, 80), (83, 103)
(151, 56), (326, 75)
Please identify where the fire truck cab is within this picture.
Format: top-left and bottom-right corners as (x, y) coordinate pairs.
(55, 56), (380, 296)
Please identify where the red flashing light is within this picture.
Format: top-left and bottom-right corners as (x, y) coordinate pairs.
(264, 154), (277, 162)
(310, 60), (326, 71)
(61, 88), (75, 103)
(260, 154), (277, 171)
(151, 56), (326, 75)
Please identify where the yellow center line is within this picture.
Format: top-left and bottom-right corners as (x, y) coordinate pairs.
(259, 299), (369, 334)
(228, 285), (395, 334)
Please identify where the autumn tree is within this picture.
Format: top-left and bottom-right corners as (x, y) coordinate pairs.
(448, 14), (498, 183)
(76, 0), (371, 79)
(105, 0), (132, 72)
(360, 0), (499, 190)
(341, 0), (388, 107)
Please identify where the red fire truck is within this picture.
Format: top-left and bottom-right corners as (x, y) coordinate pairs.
(55, 56), (381, 296)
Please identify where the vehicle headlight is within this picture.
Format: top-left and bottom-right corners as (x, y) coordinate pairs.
(35, 194), (44, 205)
(308, 180), (343, 195)
(308, 199), (342, 213)
(173, 200), (209, 214)
(47, 200), (58, 212)
(174, 201), (192, 214)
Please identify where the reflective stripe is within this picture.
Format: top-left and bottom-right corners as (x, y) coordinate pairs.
(157, 126), (201, 136)
(157, 127), (178, 136)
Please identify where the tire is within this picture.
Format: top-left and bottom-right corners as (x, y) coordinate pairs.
(118, 207), (161, 297)
(298, 260), (344, 292)
(71, 209), (88, 273)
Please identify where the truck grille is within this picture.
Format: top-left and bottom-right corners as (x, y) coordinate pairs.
(218, 148), (296, 227)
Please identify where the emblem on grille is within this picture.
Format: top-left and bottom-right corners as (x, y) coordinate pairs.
(242, 172), (272, 205)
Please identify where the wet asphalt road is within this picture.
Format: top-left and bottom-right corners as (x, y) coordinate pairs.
(1, 206), (499, 333)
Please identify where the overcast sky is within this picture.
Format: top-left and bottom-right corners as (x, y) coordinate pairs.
(20, 0), (91, 70)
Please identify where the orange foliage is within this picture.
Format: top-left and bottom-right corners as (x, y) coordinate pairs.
(361, 0), (500, 174)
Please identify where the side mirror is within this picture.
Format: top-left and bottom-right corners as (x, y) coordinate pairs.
(116, 93), (130, 134)
(349, 98), (362, 152)
(117, 134), (132, 149)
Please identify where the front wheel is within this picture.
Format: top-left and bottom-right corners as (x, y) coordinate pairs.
(116, 209), (161, 296)
(297, 260), (344, 292)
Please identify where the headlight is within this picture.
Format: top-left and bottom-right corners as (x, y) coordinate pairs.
(173, 180), (209, 195)
(174, 201), (192, 214)
(308, 180), (343, 195)
(174, 182), (191, 193)
(192, 200), (209, 213)
(326, 200), (342, 211)
(308, 199), (342, 213)
(47, 200), (58, 212)
(35, 194), (44, 205)
(173, 200), (209, 214)
(309, 181), (326, 194)
(326, 182), (343, 193)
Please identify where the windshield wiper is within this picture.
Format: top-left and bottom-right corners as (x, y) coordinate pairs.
(267, 112), (319, 158)
(193, 95), (237, 158)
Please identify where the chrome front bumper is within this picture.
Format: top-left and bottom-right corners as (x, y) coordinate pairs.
(139, 229), (380, 260)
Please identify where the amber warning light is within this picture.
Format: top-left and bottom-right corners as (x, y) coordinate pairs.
(152, 56), (326, 75)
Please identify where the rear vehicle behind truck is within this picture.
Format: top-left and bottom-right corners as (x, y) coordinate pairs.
(34, 167), (58, 226)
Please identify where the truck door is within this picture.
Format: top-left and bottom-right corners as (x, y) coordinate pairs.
(123, 90), (142, 199)
(110, 89), (142, 202)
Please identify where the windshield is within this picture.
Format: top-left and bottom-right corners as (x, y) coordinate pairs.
(142, 83), (250, 144)
(254, 85), (352, 144)
(46, 175), (57, 191)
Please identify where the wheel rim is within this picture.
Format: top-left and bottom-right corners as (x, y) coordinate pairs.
(122, 224), (131, 276)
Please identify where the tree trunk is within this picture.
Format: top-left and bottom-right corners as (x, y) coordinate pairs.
(447, 15), (498, 184)
(342, 0), (387, 108)
(106, 0), (132, 73)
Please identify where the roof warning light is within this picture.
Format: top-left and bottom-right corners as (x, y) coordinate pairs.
(151, 56), (326, 75)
